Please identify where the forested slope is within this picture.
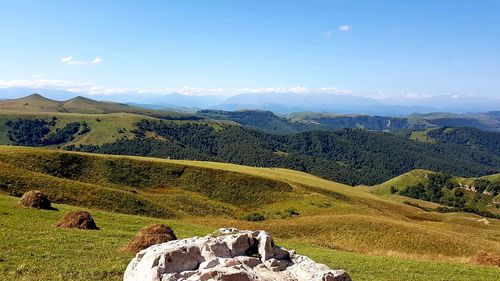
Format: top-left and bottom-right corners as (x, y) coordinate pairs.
(68, 120), (500, 185)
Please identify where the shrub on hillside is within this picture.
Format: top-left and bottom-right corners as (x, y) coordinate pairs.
(244, 213), (265, 221)
(390, 186), (398, 194)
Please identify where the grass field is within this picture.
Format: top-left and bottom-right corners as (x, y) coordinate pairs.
(0, 93), (198, 147)
(0, 94), (193, 118)
(372, 169), (500, 214)
(0, 109), (227, 147)
(0, 111), (153, 146)
(1, 194), (499, 281)
(0, 94), (205, 148)
(409, 129), (435, 143)
(0, 146), (499, 280)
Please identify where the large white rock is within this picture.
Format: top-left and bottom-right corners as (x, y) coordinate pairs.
(124, 228), (350, 281)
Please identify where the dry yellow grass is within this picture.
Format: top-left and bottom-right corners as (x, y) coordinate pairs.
(0, 145), (499, 265)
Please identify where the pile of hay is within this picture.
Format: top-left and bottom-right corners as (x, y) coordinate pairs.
(126, 224), (177, 252)
(471, 251), (500, 267)
(19, 190), (53, 210)
(55, 210), (99, 230)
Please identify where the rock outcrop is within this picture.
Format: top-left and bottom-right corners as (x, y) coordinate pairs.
(124, 228), (350, 281)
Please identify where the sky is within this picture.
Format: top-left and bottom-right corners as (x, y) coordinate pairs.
(0, 0), (499, 101)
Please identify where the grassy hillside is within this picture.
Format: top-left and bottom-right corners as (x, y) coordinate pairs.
(484, 174), (500, 182)
(1, 112), (499, 185)
(73, 120), (499, 185)
(374, 169), (500, 195)
(0, 146), (499, 271)
(0, 94), (197, 119)
(1, 189), (500, 280)
(198, 109), (306, 134)
(1, 95), (499, 186)
(293, 112), (499, 132)
(372, 169), (435, 195)
(0, 146), (298, 218)
(373, 169), (500, 216)
(0, 111), (149, 146)
(0, 94), (63, 112)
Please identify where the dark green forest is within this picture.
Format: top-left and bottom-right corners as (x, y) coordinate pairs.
(197, 109), (499, 133)
(67, 120), (500, 185)
(198, 110), (412, 133)
(399, 173), (500, 218)
(6, 118), (88, 146)
(427, 127), (499, 155)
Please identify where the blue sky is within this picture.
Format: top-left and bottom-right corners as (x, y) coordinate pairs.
(0, 0), (499, 99)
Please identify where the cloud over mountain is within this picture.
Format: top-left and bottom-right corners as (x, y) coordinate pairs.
(60, 56), (103, 65)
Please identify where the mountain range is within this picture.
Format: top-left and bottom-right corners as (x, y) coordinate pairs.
(1, 94), (498, 132)
(1, 94), (499, 186)
(1, 87), (499, 115)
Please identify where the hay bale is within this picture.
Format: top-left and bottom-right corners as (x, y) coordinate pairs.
(19, 190), (53, 210)
(55, 210), (99, 230)
(471, 251), (500, 267)
(126, 224), (177, 252)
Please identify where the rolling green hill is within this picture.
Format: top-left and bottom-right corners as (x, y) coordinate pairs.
(0, 93), (63, 112)
(71, 120), (500, 185)
(2, 194), (500, 281)
(0, 93), (197, 119)
(198, 109), (309, 134)
(0, 94), (499, 186)
(373, 169), (500, 217)
(293, 111), (500, 132)
(200, 109), (500, 133)
(0, 146), (499, 280)
(372, 169), (436, 195)
(1, 111), (499, 185)
(0, 111), (151, 146)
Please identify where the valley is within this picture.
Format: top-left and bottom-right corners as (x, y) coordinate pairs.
(3, 3), (500, 280)
(1, 95), (499, 186)
(0, 94), (498, 280)
(0, 146), (499, 280)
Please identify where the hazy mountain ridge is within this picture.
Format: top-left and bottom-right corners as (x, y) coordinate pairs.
(1, 88), (499, 115)
(199, 109), (500, 133)
(64, 119), (500, 186)
(1, 94), (499, 133)
(0, 93), (194, 119)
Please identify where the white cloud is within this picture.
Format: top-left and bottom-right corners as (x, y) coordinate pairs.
(319, 87), (353, 95)
(325, 30), (333, 37)
(60, 56), (73, 64)
(0, 79), (130, 96)
(0, 79), (431, 101)
(60, 56), (103, 65)
(160, 86), (314, 96)
(0, 79), (92, 90)
(91, 57), (103, 64)
(339, 25), (352, 32)
(0, 79), (355, 97)
(401, 92), (432, 100)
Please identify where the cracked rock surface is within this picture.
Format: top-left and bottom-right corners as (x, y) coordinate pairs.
(124, 228), (351, 281)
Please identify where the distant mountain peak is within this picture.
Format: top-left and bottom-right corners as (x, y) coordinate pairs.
(65, 96), (99, 103)
(27, 93), (43, 98)
(24, 93), (55, 101)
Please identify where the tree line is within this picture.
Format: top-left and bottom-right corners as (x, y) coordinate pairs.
(6, 118), (89, 146)
(67, 120), (500, 185)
